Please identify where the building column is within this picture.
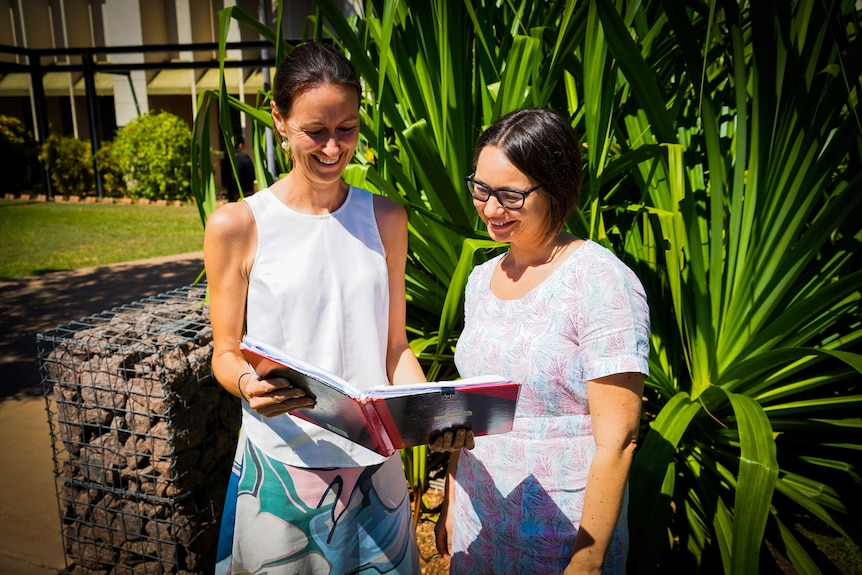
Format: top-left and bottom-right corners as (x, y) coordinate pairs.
(223, 0), (245, 133)
(102, 0), (149, 126)
(173, 0), (197, 117)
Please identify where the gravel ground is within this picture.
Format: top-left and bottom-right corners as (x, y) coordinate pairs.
(418, 520), (450, 574)
(416, 488), (450, 575)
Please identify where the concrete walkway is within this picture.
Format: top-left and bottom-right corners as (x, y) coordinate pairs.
(0, 252), (205, 574)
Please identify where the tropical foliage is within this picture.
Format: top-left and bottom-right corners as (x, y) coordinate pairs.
(190, 0), (862, 572)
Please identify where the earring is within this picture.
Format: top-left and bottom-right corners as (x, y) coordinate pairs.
(280, 140), (288, 151)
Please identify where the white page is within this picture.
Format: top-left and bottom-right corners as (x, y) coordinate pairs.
(242, 335), (509, 401)
(240, 335), (362, 398)
(364, 374), (509, 398)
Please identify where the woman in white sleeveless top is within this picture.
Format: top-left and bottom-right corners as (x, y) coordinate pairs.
(205, 42), (424, 575)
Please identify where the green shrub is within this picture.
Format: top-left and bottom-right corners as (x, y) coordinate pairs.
(0, 115), (34, 192)
(39, 131), (94, 197)
(94, 140), (125, 198)
(111, 111), (192, 201)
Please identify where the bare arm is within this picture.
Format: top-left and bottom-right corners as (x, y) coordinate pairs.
(434, 449), (460, 560)
(374, 195), (426, 386)
(374, 196), (477, 452)
(204, 202), (312, 416)
(564, 371), (644, 574)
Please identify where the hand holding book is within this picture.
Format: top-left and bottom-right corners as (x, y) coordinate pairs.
(240, 335), (521, 456)
(429, 427), (476, 452)
(236, 366), (315, 418)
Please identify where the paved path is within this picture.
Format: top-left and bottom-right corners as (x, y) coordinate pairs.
(0, 252), (204, 574)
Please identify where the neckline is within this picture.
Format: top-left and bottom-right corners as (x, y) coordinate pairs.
(486, 238), (590, 302)
(265, 184), (354, 218)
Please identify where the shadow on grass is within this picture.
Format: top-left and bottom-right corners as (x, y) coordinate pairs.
(0, 200), (43, 209)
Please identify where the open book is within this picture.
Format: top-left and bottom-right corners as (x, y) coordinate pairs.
(240, 335), (521, 457)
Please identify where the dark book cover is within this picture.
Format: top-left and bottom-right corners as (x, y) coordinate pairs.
(367, 384), (521, 450)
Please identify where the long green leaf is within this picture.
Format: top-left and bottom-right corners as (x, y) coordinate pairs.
(726, 392), (779, 574)
(430, 237), (500, 379)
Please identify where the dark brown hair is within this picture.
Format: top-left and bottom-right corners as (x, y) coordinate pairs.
(473, 108), (583, 238)
(272, 42), (361, 120)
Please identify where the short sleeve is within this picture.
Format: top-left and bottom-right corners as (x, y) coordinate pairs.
(576, 255), (650, 382)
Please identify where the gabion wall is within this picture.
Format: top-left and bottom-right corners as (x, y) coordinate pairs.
(37, 284), (241, 575)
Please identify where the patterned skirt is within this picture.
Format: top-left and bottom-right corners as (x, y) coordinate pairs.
(449, 440), (628, 574)
(215, 430), (420, 575)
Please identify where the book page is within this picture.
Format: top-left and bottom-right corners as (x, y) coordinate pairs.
(240, 335), (362, 398)
(364, 374), (510, 398)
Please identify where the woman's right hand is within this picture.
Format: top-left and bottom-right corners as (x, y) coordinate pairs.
(429, 427), (475, 452)
(240, 373), (316, 417)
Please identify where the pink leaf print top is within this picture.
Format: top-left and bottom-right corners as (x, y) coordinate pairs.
(451, 239), (650, 575)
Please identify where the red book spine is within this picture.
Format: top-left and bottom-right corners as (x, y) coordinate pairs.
(365, 397), (404, 451)
(360, 399), (396, 457)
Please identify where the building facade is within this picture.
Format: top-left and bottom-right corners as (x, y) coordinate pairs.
(0, 0), (352, 194)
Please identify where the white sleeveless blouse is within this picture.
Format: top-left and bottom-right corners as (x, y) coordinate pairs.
(241, 186), (390, 467)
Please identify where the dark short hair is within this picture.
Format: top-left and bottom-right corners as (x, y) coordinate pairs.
(272, 42), (361, 120)
(473, 108), (583, 238)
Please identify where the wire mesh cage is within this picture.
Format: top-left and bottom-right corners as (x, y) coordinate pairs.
(37, 283), (240, 575)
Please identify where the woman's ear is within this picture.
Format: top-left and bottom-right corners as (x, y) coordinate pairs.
(270, 100), (286, 138)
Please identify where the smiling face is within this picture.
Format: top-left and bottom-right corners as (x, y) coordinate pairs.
(473, 145), (552, 247)
(272, 82), (360, 187)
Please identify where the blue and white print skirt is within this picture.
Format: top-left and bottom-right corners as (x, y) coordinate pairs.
(215, 430), (419, 575)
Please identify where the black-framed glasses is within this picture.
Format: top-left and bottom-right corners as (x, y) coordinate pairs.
(465, 173), (541, 209)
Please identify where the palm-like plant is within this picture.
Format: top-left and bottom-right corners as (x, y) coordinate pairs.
(312, 0), (607, 377)
(190, 0), (862, 572)
(609, 2), (862, 572)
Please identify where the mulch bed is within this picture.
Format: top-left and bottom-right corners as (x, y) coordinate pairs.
(416, 487), (450, 575)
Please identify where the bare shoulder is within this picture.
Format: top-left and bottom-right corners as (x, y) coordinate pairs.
(205, 201), (255, 241)
(372, 194), (407, 258)
(372, 193), (407, 227)
(203, 200), (257, 277)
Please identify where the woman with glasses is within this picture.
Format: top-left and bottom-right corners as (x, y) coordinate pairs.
(434, 108), (650, 574)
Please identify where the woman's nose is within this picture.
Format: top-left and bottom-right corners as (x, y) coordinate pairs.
(483, 194), (505, 216)
(323, 136), (339, 155)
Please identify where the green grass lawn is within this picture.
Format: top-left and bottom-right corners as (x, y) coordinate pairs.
(0, 200), (205, 279)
